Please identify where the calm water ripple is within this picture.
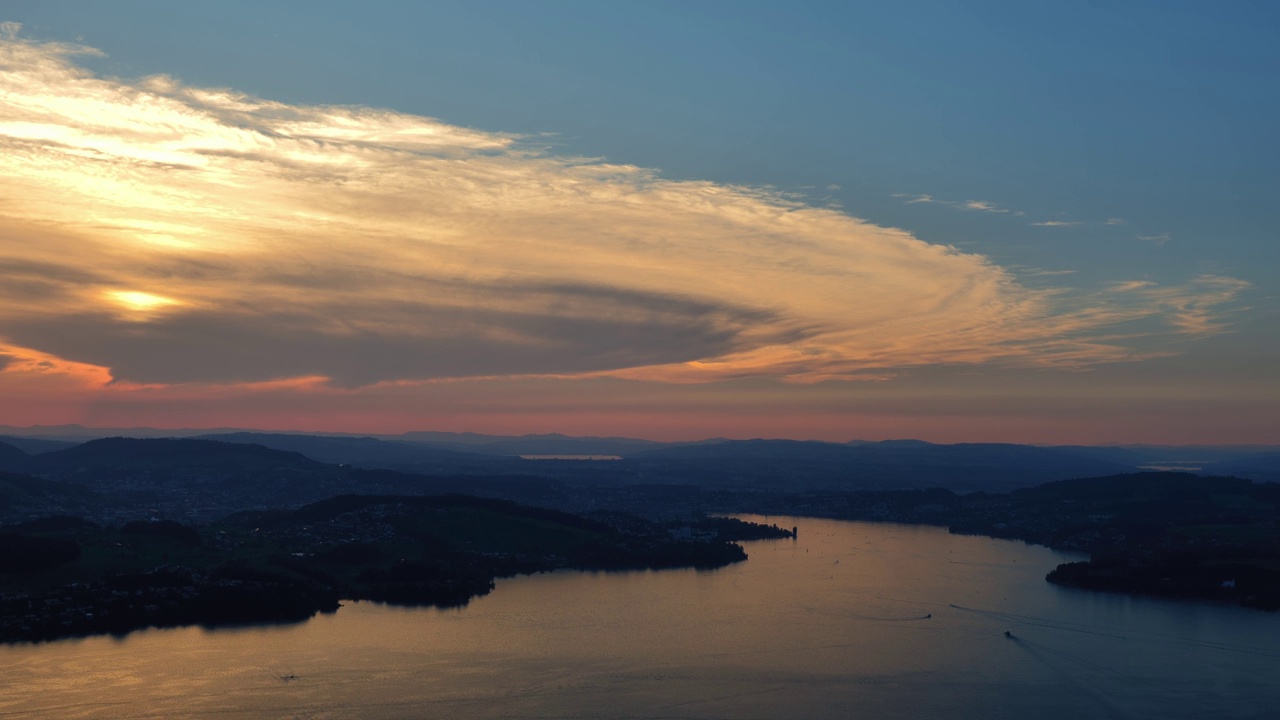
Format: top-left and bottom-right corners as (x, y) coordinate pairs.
(1, 517), (1276, 719)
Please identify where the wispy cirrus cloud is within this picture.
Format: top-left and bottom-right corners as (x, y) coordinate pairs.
(892, 193), (1021, 216)
(1034, 219), (1174, 243)
(898, 193), (1169, 241)
(961, 200), (1008, 213)
(1009, 266), (1078, 277)
(1109, 275), (1249, 335)
(0, 29), (1249, 396)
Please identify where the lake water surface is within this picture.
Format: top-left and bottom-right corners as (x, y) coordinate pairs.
(2, 517), (1276, 719)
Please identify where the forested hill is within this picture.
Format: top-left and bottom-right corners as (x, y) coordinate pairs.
(0, 493), (766, 643)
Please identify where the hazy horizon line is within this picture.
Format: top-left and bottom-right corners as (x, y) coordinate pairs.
(2, 422), (1276, 450)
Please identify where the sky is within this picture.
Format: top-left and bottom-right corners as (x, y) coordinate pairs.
(0, 1), (1276, 443)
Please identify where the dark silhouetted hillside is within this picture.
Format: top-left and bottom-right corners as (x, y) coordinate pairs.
(31, 437), (322, 475)
(1204, 451), (1280, 483)
(9, 438), (342, 521)
(0, 435), (79, 455)
(0, 470), (95, 518)
(0, 492), (761, 642)
(0, 441), (28, 472)
(1044, 445), (1157, 466)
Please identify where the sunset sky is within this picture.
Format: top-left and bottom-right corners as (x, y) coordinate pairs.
(1, 2), (1276, 443)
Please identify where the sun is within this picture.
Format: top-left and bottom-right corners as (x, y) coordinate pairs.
(106, 290), (182, 313)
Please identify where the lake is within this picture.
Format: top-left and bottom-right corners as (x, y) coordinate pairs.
(1, 516), (1276, 719)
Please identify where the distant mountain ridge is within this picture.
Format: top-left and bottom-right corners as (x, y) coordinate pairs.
(197, 432), (501, 467)
(0, 437), (576, 523)
(1, 431), (1276, 520)
(396, 431), (674, 457)
(631, 439), (1139, 492)
(0, 425), (685, 458)
(180, 434), (1146, 493)
(0, 435), (78, 454)
(1207, 451), (1280, 483)
(2, 424), (1275, 461)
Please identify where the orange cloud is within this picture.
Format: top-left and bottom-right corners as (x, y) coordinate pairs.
(0, 343), (114, 388)
(0, 28), (1251, 395)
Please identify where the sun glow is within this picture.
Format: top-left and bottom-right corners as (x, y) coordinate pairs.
(107, 290), (181, 313)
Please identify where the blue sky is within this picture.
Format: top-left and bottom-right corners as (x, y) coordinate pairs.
(15, 2), (1277, 277)
(0, 1), (1275, 442)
